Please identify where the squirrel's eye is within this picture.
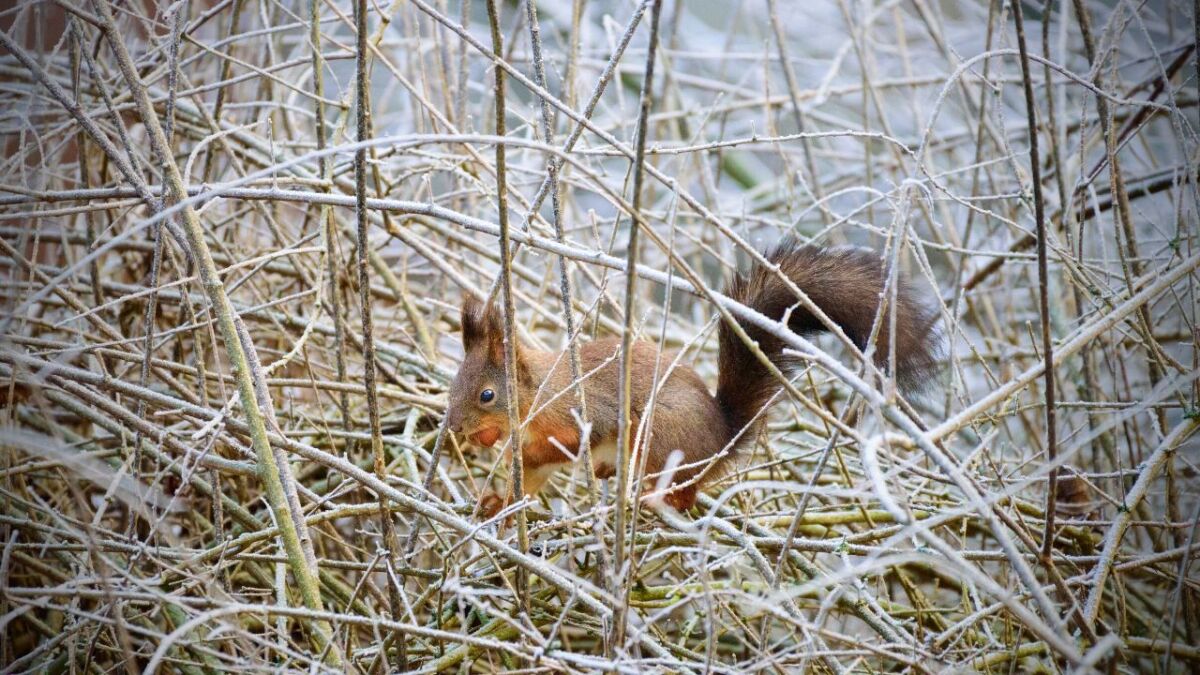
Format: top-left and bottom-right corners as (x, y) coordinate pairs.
(479, 388), (495, 404)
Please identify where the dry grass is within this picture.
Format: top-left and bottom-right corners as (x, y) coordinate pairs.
(0, 0), (1198, 672)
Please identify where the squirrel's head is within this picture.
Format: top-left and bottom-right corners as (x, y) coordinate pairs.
(445, 295), (526, 448)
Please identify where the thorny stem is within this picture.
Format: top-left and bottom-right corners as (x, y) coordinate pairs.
(129, 1), (185, 538)
(351, 0), (406, 668)
(610, 0), (662, 657)
(1010, 0), (1059, 560)
(484, 0), (531, 622)
(523, 0), (613, 584)
(310, 0), (351, 446)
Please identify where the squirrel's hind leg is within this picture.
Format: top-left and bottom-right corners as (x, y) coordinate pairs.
(660, 483), (698, 511)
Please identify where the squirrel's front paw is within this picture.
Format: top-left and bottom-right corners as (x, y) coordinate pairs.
(594, 462), (616, 479)
(661, 484), (698, 512)
(477, 491), (507, 519)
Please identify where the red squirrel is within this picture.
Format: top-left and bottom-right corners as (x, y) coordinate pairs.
(445, 239), (939, 517)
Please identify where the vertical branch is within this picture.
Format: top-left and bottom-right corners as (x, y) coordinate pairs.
(1071, 0), (1169, 406)
(507, 0), (651, 231)
(483, 0), (529, 615)
(766, 0), (830, 225)
(1042, 0), (1111, 478)
(310, 0), (351, 444)
(523, 0), (609, 576)
(130, 0), (185, 529)
(67, 22), (105, 318)
(200, 0), (245, 183)
(404, 422), (448, 555)
(79, 0), (340, 662)
(1011, 0), (1058, 557)
(524, 0), (579, 458)
(610, 0), (661, 655)
(353, 0), (406, 666)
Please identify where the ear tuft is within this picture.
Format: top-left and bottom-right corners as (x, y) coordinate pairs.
(460, 294), (486, 347)
(458, 289), (520, 365)
(461, 294), (510, 366)
(484, 304), (505, 365)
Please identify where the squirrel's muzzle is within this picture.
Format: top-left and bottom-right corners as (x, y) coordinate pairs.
(470, 427), (502, 447)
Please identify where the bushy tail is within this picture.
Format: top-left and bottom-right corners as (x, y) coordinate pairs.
(716, 239), (940, 436)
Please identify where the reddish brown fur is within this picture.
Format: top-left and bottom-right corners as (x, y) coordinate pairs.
(446, 240), (939, 516)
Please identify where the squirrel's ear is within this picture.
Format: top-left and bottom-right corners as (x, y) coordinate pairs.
(484, 304), (505, 365)
(460, 295), (480, 344)
(514, 346), (533, 385)
(460, 293), (491, 351)
(463, 293), (519, 367)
